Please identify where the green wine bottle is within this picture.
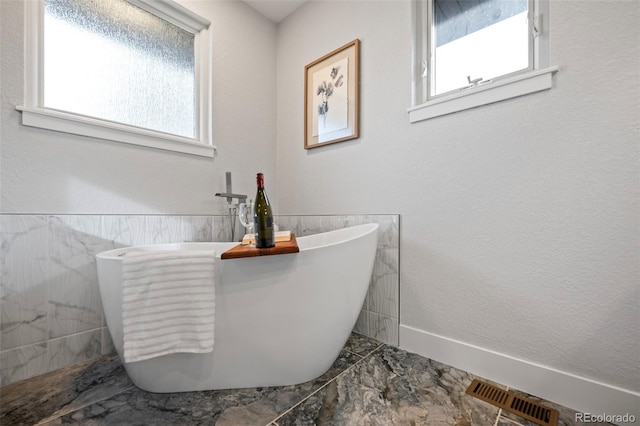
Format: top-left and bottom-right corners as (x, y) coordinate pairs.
(253, 173), (275, 248)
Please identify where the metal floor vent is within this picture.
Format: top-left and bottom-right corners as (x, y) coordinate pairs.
(466, 379), (559, 426)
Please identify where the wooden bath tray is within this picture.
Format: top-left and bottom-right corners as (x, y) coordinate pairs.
(221, 235), (299, 260)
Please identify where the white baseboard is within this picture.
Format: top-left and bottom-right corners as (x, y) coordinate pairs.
(399, 324), (639, 422)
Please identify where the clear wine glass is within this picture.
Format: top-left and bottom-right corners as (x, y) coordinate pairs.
(238, 200), (254, 245)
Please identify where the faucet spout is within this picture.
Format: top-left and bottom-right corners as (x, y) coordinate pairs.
(214, 172), (247, 206)
(215, 192), (247, 202)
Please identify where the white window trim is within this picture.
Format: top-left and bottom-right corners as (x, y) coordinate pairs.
(17, 0), (216, 158)
(409, 0), (558, 123)
(408, 66), (558, 122)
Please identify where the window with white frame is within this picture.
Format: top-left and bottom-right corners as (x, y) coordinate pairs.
(18, 0), (215, 157)
(409, 0), (557, 123)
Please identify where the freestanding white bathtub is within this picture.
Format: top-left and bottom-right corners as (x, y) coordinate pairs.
(96, 223), (379, 393)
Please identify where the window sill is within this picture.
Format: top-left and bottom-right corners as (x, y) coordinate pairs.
(407, 66), (558, 123)
(16, 106), (216, 158)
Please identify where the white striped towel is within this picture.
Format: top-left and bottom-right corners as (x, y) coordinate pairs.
(121, 249), (217, 363)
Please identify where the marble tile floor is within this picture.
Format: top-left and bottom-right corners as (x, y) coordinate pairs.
(0, 333), (609, 426)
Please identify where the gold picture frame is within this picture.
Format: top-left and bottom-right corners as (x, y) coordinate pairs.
(304, 39), (360, 149)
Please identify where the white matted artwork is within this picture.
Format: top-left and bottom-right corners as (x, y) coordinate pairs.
(312, 57), (349, 138)
(305, 39), (359, 149)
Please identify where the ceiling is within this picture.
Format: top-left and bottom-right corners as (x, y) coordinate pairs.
(243, 0), (308, 23)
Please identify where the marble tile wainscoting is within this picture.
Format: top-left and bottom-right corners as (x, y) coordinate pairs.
(0, 214), (399, 387)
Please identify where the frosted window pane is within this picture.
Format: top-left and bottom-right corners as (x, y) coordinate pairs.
(44, 0), (196, 138)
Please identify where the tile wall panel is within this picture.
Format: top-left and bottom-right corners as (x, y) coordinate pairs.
(145, 215), (183, 244)
(182, 216), (213, 242)
(47, 329), (102, 372)
(0, 216), (49, 351)
(212, 215), (233, 242)
(0, 213), (399, 386)
(100, 216), (146, 248)
(48, 215), (105, 339)
(0, 342), (47, 387)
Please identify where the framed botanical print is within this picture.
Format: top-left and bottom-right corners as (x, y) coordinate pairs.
(304, 39), (360, 149)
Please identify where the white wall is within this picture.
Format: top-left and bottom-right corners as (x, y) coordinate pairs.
(277, 0), (639, 399)
(0, 0), (278, 215)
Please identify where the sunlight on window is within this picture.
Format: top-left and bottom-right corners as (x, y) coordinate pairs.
(432, 1), (530, 96)
(410, 0), (555, 122)
(44, 0), (196, 138)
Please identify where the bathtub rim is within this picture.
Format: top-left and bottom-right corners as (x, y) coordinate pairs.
(96, 222), (379, 259)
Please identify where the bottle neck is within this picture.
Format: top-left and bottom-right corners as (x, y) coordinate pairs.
(256, 173), (265, 189)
